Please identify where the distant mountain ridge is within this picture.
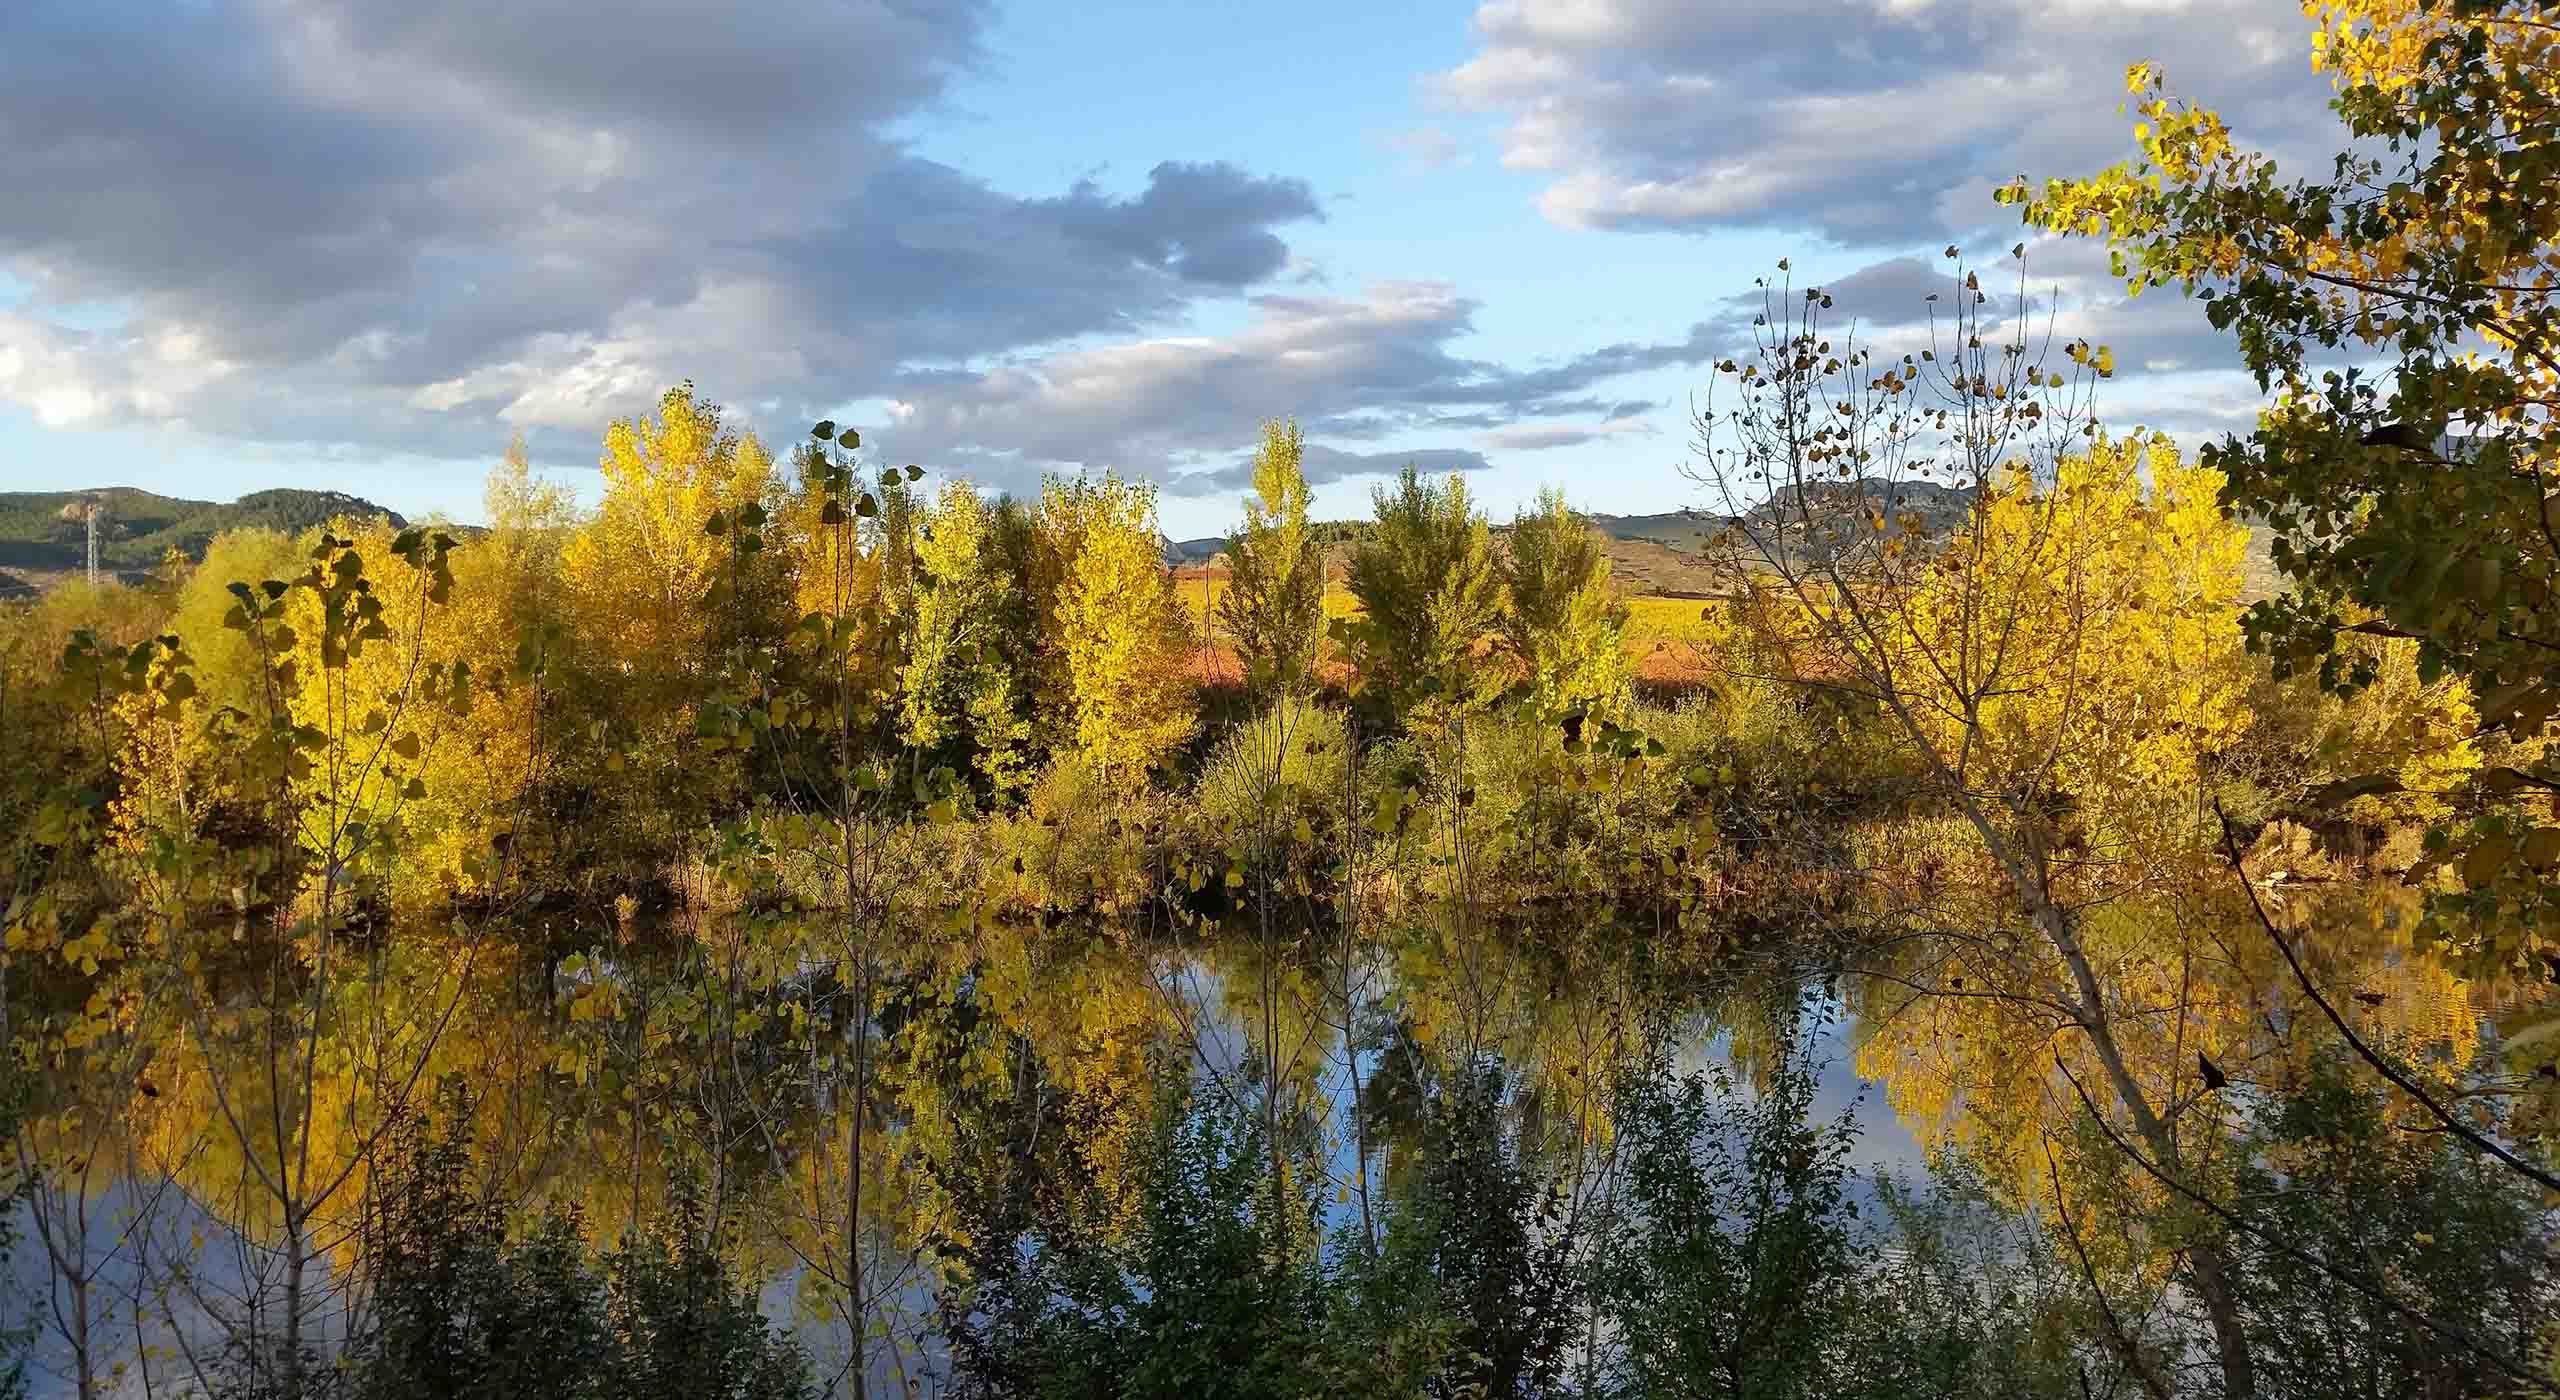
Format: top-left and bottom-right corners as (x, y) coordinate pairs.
(8, 481), (2279, 608)
(0, 486), (408, 581)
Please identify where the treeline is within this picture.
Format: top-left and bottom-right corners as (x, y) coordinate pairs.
(2, 398), (1647, 923)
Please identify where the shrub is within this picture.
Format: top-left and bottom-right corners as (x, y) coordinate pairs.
(344, 1101), (815, 1400)
(1194, 697), (1350, 845)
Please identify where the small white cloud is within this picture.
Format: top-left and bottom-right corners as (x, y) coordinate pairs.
(1376, 125), (1472, 173)
(1481, 417), (1655, 451)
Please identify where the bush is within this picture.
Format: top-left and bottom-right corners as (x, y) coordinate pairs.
(1588, 1017), (2084, 1400)
(1392, 704), (1702, 906)
(986, 757), (1167, 915)
(2224, 1056), (2560, 1400)
(339, 1101), (815, 1400)
(935, 1074), (1453, 1400)
(1194, 697), (1350, 845)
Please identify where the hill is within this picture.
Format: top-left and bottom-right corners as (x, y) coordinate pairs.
(1159, 535), (1230, 566)
(0, 487), (409, 583)
(7, 480), (2284, 607)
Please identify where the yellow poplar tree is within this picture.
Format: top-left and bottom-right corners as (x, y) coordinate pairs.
(1044, 473), (1196, 784)
(560, 382), (779, 693)
(1219, 420), (1326, 698)
(1895, 433), (2255, 852)
(279, 518), (544, 912)
(557, 384), (780, 854)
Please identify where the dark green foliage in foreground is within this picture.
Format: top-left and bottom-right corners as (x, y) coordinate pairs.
(1590, 1040), (2081, 1400)
(933, 1038), (2104, 1400)
(2225, 1057), (2560, 1400)
(935, 1077), (1451, 1400)
(0, 1083), (31, 1400)
(341, 1104), (813, 1400)
(1405, 1060), (1580, 1398)
(1589, 1044), (1868, 1400)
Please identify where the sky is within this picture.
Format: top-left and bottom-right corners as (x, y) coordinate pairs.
(0, 0), (2348, 540)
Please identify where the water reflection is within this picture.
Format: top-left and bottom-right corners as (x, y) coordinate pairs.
(13, 898), (1940, 1394)
(16, 879), (2470, 1397)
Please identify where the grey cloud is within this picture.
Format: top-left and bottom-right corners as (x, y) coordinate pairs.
(1046, 161), (1323, 285)
(867, 281), (1724, 499)
(289, 0), (984, 142)
(1439, 0), (2336, 245)
(1480, 419), (1655, 451)
(0, 0), (1897, 514)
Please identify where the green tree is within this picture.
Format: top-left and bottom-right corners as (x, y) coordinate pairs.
(2221, 1055), (2560, 1400)
(1591, 1039), (1862, 1400)
(935, 1076), (1453, 1400)
(1219, 421), (1326, 698)
(347, 1099), (815, 1400)
(349, 1106), (612, 1400)
(1344, 467), (1503, 727)
(1500, 488), (1631, 723)
(0, 1086), (31, 1400)
(902, 482), (1034, 801)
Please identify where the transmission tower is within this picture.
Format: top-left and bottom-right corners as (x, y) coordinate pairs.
(57, 496), (108, 585)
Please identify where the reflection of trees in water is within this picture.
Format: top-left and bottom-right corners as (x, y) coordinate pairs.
(22, 880), (2559, 1398)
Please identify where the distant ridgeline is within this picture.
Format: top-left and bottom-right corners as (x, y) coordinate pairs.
(1158, 481), (1978, 581)
(0, 475), (2038, 596)
(1595, 479), (1975, 551)
(0, 487), (409, 591)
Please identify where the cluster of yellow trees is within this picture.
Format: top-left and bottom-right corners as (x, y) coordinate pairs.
(10, 386), (1669, 923)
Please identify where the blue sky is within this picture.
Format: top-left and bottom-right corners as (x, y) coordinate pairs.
(1, 0), (2339, 539)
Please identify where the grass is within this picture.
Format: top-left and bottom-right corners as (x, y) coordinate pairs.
(1623, 595), (1725, 648)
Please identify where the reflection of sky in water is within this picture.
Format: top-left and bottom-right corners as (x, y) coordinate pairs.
(5, 1179), (350, 1399)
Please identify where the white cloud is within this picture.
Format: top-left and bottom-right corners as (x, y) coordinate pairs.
(874, 281), (1721, 496)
